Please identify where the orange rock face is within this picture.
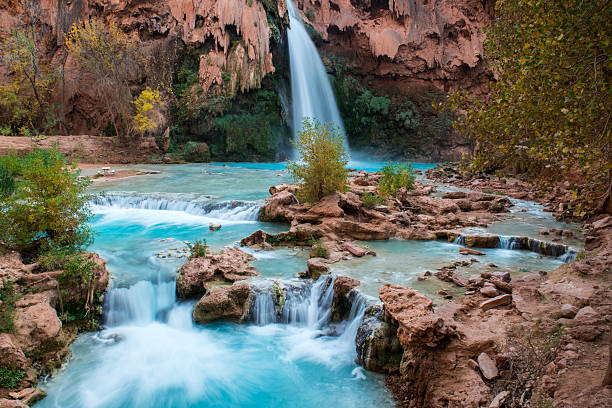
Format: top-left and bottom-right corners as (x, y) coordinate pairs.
(0, 0), (287, 134)
(294, 0), (494, 96)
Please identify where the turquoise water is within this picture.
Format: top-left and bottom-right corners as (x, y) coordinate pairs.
(36, 163), (571, 407)
(330, 239), (565, 298)
(36, 164), (394, 408)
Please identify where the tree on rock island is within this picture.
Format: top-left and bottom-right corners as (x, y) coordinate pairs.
(288, 118), (348, 203)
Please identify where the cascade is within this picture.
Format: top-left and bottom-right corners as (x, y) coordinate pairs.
(90, 194), (261, 221)
(286, 0), (347, 149)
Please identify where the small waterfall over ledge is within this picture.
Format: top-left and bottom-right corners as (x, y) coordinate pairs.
(286, 0), (346, 147)
(248, 275), (374, 364)
(89, 193), (261, 221)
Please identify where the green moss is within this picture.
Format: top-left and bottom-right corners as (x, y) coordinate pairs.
(272, 283), (286, 315)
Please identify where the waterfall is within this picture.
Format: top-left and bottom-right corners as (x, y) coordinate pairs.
(104, 281), (176, 326)
(90, 193), (261, 221)
(286, 0), (346, 147)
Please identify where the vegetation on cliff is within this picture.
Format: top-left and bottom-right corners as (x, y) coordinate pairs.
(0, 148), (105, 330)
(446, 0), (611, 216)
(327, 55), (457, 160)
(288, 119), (348, 202)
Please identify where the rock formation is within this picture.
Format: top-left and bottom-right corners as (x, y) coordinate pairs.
(294, 0), (494, 97)
(176, 248), (259, 299)
(0, 251), (109, 407)
(0, 0), (288, 135)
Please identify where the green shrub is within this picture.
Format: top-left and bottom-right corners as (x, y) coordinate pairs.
(0, 366), (24, 388)
(187, 239), (208, 258)
(288, 119), (348, 203)
(378, 162), (415, 197)
(0, 147), (92, 260)
(309, 236), (329, 258)
(361, 192), (384, 209)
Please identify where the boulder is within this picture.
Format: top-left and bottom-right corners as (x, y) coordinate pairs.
(492, 271), (511, 283)
(260, 190), (298, 222)
(0, 399), (28, 408)
(177, 248), (258, 299)
(269, 184), (290, 195)
(325, 219), (395, 240)
(559, 303), (579, 319)
(306, 258), (329, 280)
(489, 391), (509, 408)
(343, 242), (366, 257)
(480, 294), (512, 311)
(0, 333), (27, 369)
(355, 303), (403, 373)
(379, 284), (455, 348)
(406, 196), (461, 215)
(480, 286), (500, 298)
(331, 276), (361, 321)
(307, 193), (345, 218)
(192, 282), (252, 324)
(477, 352), (499, 380)
(239, 229), (271, 250)
(460, 247), (485, 256)
(13, 292), (62, 351)
(442, 191), (467, 199)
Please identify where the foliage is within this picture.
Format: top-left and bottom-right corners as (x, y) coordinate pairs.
(0, 280), (18, 332)
(0, 366), (24, 388)
(0, 148), (92, 259)
(309, 236), (329, 258)
(65, 20), (142, 138)
(187, 239), (208, 258)
(0, 28), (56, 134)
(445, 0), (611, 217)
(361, 192), (384, 209)
(328, 55), (455, 159)
(133, 87), (163, 133)
(288, 119), (348, 202)
(378, 163), (415, 197)
(180, 141), (210, 162)
(496, 324), (564, 407)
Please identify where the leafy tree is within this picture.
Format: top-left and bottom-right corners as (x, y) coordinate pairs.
(0, 28), (55, 133)
(133, 87), (164, 133)
(0, 148), (92, 259)
(446, 0), (611, 216)
(288, 119), (348, 202)
(378, 162), (415, 197)
(64, 20), (141, 139)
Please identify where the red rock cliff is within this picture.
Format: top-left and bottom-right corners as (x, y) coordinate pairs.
(294, 0), (494, 96)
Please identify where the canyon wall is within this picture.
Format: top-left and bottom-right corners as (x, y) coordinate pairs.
(295, 0), (494, 97)
(0, 0), (495, 161)
(0, 0), (288, 136)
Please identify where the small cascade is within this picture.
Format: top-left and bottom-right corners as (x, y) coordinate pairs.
(251, 276), (337, 328)
(90, 193), (261, 221)
(253, 292), (276, 325)
(286, 0), (346, 148)
(453, 235), (466, 245)
(497, 235), (571, 258)
(104, 281), (176, 326)
(497, 236), (522, 250)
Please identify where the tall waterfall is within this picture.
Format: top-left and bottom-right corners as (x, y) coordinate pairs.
(286, 0), (346, 147)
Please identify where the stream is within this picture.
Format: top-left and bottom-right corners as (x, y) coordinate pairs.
(34, 163), (578, 407)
